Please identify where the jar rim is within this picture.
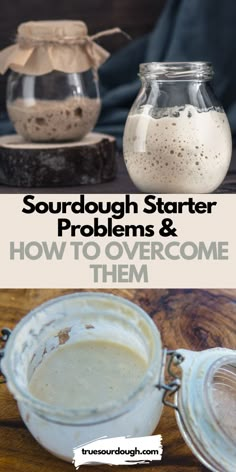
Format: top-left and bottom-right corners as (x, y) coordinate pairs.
(2, 292), (162, 426)
(139, 62), (213, 81)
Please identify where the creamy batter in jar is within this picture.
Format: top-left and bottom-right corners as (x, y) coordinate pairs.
(1, 293), (163, 462)
(29, 340), (148, 409)
(123, 63), (232, 193)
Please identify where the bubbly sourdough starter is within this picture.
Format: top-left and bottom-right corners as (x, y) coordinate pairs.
(123, 105), (232, 193)
(29, 340), (147, 409)
(7, 96), (101, 142)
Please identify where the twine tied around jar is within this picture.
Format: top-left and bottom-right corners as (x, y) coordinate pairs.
(0, 20), (130, 75)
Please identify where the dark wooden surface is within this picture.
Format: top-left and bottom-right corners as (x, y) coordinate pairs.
(0, 149), (236, 193)
(0, 133), (116, 187)
(0, 0), (166, 112)
(0, 288), (236, 471)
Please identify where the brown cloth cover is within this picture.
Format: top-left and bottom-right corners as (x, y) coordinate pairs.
(0, 20), (126, 75)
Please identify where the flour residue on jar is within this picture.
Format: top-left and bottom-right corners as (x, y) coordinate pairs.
(28, 340), (148, 409)
(123, 105), (232, 193)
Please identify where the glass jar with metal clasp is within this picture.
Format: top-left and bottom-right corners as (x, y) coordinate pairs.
(0, 293), (235, 470)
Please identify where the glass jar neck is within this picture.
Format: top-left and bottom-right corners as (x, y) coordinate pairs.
(139, 62), (213, 82)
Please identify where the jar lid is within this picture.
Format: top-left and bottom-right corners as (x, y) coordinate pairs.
(0, 20), (127, 75)
(18, 20), (88, 43)
(170, 348), (236, 471)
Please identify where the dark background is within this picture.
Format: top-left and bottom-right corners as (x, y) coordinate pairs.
(0, 0), (166, 111)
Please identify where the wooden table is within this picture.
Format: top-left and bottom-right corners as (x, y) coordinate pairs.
(0, 150), (236, 194)
(0, 288), (235, 472)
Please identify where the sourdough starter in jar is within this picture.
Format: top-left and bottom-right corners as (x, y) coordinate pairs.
(7, 96), (101, 142)
(124, 105), (232, 193)
(29, 340), (147, 408)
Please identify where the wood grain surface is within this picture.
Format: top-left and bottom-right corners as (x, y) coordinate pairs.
(0, 288), (236, 472)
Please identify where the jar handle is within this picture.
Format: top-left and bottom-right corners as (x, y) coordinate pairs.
(0, 328), (11, 384)
(156, 349), (184, 410)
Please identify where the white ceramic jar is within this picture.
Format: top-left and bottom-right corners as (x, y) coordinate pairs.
(1, 292), (236, 471)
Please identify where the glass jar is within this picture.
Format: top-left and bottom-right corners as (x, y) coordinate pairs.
(0, 293), (163, 462)
(174, 348), (236, 471)
(123, 62), (232, 193)
(1, 292), (236, 470)
(7, 69), (101, 142)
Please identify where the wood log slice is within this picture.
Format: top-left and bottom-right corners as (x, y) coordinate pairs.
(0, 133), (116, 187)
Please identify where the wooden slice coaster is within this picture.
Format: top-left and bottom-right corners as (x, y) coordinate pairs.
(0, 132), (116, 187)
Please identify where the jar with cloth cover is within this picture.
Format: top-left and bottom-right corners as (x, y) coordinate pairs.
(0, 20), (124, 142)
